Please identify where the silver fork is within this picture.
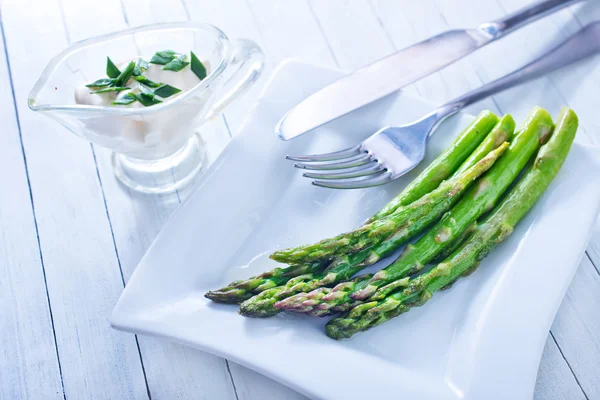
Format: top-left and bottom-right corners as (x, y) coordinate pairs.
(289, 22), (600, 189)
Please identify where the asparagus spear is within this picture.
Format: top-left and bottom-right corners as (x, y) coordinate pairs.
(239, 143), (509, 317)
(206, 114), (508, 305)
(204, 262), (323, 303)
(207, 155), (482, 305)
(365, 111), (500, 223)
(353, 108), (552, 297)
(453, 114), (516, 175)
(326, 108), (578, 339)
(275, 107), (553, 315)
(270, 115), (515, 266)
(429, 222), (477, 264)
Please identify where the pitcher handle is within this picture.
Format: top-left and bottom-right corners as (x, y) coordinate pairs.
(206, 39), (265, 120)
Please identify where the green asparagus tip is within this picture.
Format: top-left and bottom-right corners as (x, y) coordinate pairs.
(238, 301), (281, 318)
(238, 291), (281, 318)
(204, 290), (252, 304)
(325, 319), (353, 340)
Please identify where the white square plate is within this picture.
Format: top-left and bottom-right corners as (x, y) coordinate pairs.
(111, 61), (600, 400)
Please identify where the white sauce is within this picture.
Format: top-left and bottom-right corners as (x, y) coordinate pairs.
(74, 57), (210, 107)
(73, 56), (213, 159)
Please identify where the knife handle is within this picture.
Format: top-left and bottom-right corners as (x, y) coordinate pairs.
(481, 0), (584, 38)
(434, 22), (600, 121)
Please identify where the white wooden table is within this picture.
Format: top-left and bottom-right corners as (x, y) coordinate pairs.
(2, 0), (599, 398)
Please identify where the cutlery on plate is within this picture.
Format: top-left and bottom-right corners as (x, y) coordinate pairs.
(276, 0), (583, 141)
(289, 22), (600, 189)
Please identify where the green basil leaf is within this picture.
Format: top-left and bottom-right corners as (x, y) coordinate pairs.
(163, 54), (189, 72)
(85, 78), (115, 88)
(154, 84), (181, 98)
(90, 87), (130, 94)
(106, 57), (121, 78)
(134, 75), (163, 88)
(132, 58), (149, 76)
(111, 93), (137, 105)
(190, 51), (207, 80)
(150, 50), (179, 65)
(114, 61), (135, 87)
(133, 92), (163, 107)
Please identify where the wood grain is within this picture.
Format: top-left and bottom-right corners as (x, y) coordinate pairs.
(0, 0), (148, 397)
(551, 256), (600, 399)
(372, 0), (501, 112)
(0, 0), (598, 398)
(0, 17), (64, 400)
(534, 335), (588, 400)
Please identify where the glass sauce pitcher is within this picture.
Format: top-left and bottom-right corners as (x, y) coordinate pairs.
(29, 22), (264, 194)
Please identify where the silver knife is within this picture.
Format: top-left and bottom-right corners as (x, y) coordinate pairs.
(276, 0), (583, 140)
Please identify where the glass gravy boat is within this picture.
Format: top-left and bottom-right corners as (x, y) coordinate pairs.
(29, 22), (264, 194)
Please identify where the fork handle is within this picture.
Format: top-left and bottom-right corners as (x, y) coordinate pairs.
(435, 22), (600, 120)
(482, 0), (583, 38)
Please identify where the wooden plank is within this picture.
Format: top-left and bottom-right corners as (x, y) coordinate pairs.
(537, 1), (600, 145)
(548, 1), (600, 277)
(432, 0), (576, 120)
(308, 0), (394, 69)
(120, 0), (188, 25)
(307, 0), (425, 118)
(588, 226), (600, 276)
(0, 0), (150, 398)
(551, 256), (600, 399)
(0, 20), (64, 400)
(534, 336), (587, 400)
(58, 0), (239, 398)
(229, 366), (308, 400)
(246, 0), (335, 67)
(128, 336), (236, 400)
(370, 0), (500, 113)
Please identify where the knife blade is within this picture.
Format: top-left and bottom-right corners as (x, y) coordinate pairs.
(276, 29), (490, 140)
(276, 0), (582, 140)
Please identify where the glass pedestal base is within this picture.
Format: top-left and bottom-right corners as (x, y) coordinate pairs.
(112, 133), (207, 194)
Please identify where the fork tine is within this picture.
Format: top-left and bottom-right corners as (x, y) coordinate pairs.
(302, 163), (385, 179)
(312, 171), (393, 189)
(286, 145), (362, 162)
(294, 153), (373, 170)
